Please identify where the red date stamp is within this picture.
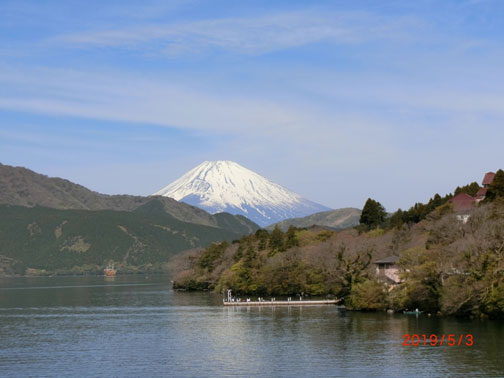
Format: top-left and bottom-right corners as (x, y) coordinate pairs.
(403, 334), (473, 346)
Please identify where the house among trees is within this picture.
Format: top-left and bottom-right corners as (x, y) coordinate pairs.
(374, 256), (401, 284)
(475, 171), (496, 202)
(450, 171), (495, 212)
(449, 192), (476, 212)
(447, 171), (497, 223)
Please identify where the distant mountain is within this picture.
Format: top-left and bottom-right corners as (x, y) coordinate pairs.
(0, 162), (258, 234)
(134, 198), (258, 236)
(153, 161), (331, 227)
(0, 162), (145, 210)
(266, 208), (361, 231)
(0, 163), (261, 275)
(0, 204), (252, 275)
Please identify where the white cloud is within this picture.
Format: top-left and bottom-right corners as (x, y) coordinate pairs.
(52, 11), (419, 55)
(1, 61), (503, 210)
(0, 63), (503, 144)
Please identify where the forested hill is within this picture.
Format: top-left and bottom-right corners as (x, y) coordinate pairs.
(0, 163), (262, 276)
(172, 198), (504, 319)
(0, 162), (258, 233)
(266, 208), (361, 231)
(0, 204), (255, 276)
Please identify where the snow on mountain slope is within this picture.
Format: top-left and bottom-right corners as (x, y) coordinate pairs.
(153, 161), (331, 227)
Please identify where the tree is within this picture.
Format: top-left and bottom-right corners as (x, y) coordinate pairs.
(255, 229), (269, 250)
(330, 245), (372, 301)
(389, 209), (405, 229)
(486, 169), (504, 201)
(348, 279), (388, 311)
(454, 182), (481, 197)
(268, 226), (285, 254)
(244, 243), (257, 266)
(285, 226), (299, 249)
(398, 247), (442, 313)
(360, 198), (386, 230)
(198, 241), (228, 272)
(233, 243), (244, 262)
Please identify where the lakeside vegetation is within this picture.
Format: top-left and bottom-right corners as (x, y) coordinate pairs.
(173, 171), (504, 319)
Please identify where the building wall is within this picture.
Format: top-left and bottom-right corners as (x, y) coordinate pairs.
(376, 265), (401, 283)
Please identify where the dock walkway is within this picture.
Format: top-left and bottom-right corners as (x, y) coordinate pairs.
(223, 299), (340, 306)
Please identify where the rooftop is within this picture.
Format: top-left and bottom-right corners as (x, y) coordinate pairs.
(449, 192), (476, 212)
(374, 256), (400, 264)
(482, 172), (496, 186)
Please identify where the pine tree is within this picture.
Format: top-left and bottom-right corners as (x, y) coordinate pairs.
(255, 229), (269, 250)
(285, 225), (299, 249)
(268, 226), (285, 252)
(244, 243), (257, 267)
(389, 209), (405, 228)
(359, 198), (386, 230)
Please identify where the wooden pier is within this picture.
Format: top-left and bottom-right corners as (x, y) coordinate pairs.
(223, 289), (340, 306)
(223, 299), (340, 306)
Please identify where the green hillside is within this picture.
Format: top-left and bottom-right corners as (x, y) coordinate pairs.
(0, 162), (260, 231)
(0, 163), (260, 276)
(0, 204), (254, 276)
(267, 208), (361, 231)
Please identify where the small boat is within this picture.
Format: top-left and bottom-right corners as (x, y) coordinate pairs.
(403, 309), (423, 315)
(104, 265), (116, 277)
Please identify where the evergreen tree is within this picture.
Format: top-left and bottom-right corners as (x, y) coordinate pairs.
(244, 243), (257, 267)
(285, 225), (299, 249)
(486, 169), (504, 201)
(268, 226), (285, 252)
(454, 182), (481, 197)
(389, 209), (405, 228)
(234, 243), (244, 262)
(359, 198), (386, 230)
(431, 193), (443, 208)
(255, 229), (269, 250)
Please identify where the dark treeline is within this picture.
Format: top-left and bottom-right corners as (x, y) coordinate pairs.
(359, 180), (489, 231)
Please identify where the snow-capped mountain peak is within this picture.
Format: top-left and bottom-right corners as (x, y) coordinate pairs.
(153, 161), (330, 227)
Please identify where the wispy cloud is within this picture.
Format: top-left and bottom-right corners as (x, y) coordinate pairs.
(52, 11), (420, 55)
(1, 62), (503, 140)
(3, 1), (504, 209)
(0, 65), (301, 134)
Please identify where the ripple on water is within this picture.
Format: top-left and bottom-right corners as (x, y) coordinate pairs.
(0, 277), (503, 377)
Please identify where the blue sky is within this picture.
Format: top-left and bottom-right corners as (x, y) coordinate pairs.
(1, 0), (503, 211)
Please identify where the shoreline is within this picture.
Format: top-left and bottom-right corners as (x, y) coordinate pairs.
(0, 272), (172, 279)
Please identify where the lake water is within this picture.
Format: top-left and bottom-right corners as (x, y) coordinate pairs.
(1, 275), (503, 377)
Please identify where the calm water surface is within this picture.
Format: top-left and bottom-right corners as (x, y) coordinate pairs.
(1, 275), (503, 377)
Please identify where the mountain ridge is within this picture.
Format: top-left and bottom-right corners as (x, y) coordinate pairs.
(266, 208), (362, 231)
(0, 162), (258, 234)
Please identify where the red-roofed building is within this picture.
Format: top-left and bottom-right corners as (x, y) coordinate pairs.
(448, 172), (496, 221)
(482, 172), (496, 188)
(475, 171), (496, 202)
(449, 192), (476, 212)
(475, 187), (487, 202)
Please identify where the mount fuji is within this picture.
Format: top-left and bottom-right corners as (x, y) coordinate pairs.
(153, 161), (331, 227)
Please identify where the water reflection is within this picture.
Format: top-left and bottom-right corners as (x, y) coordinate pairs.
(0, 276), (503, 377)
